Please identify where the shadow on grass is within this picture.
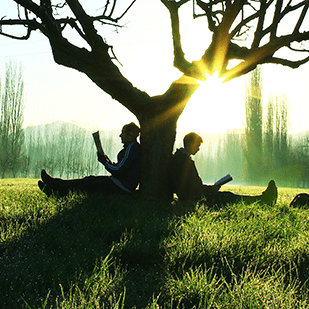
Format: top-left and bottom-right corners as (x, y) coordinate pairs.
(0, 190), (196, 308)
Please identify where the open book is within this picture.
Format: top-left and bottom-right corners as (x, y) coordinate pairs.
(92, 131), (104, 155)
(214, 174), (233, 186)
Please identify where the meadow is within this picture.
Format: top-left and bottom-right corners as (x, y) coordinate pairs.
(1, 179), (309, 308)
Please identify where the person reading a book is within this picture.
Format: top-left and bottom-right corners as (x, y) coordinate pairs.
(171, 132), (278, 206)
(38, 122), (141, 197)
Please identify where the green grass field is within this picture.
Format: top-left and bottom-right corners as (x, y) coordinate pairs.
(1, 179), (309, 308)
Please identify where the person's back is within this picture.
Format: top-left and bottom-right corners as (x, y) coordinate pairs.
(171, 147), (204, 200)
(105, 140), (141, 192)
(170, 132), (278, 206)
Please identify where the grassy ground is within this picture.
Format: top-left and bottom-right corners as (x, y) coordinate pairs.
(1, 179), (309, 308)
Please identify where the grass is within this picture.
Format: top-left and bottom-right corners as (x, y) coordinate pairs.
(1, 179), (309, 308)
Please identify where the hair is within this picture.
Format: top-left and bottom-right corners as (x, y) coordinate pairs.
(183, 132), (203, 148)
(123, 122), (140, 138)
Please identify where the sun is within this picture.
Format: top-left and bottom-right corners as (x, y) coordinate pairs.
(177, 73), (246, 134)
(205, 72), (224, 87)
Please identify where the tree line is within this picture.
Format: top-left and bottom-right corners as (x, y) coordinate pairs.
(22, 122), (117, 179)
(196, 67), (309, 188)
(1, 62), (309, 188)
(0, 62), (25, 178)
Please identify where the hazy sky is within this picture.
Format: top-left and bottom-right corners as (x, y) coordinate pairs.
(0, 0), (308, 134)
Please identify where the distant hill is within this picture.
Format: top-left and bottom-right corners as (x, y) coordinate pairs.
(24, 120), (90, 136)
(24, 121), (121, 142)
(24, 121), (309, 148)
(24, 121), (227, 153)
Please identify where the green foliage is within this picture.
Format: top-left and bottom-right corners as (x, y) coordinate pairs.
(0, 61), (25, 178)
(1, 179), (309, 308)
(244, 66), (263, 184)
(242, 67), (293, 187)
(22, 123), (117, 179)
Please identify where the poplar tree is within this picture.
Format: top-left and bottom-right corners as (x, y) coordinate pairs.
(243, 67), (263, 184)
(0, 62), (25, 178)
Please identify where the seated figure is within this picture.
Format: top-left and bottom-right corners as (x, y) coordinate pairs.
(38, 122), (141, 197)
(171, 132), (278, 206)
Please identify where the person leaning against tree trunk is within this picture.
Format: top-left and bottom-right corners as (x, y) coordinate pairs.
(170, 132), (278, 206)
(38, 122), (141, 197)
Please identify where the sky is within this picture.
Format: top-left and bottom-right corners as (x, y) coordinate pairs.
(0, 0), (309, 134)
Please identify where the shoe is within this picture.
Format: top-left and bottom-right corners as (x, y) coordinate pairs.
(261, 180), (278, 206)
(41, 169), (54, 187)
(38, 180), (52, 197)
(290, 193), (309, 208)
(41, 169), (63, 189)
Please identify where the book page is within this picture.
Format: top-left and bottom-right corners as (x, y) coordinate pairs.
(214, 174), (233, 186)
(92, 131), (104, 155)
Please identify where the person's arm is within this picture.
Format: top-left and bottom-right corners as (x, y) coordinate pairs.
(102, 142), (140, 176)
(97, 152), (111, 164)
(204, 184), (221, 192)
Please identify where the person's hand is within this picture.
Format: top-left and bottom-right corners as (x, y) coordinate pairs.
(97, 152), (106, 163)
(212, 184), (221, 192)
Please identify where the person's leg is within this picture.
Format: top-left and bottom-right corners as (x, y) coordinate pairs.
(203, 180), (278, 207)
(38, 180), (52, 197)
(41, 169), (85, 190)
(72, 176), (125, 194)
(290, 193), (309, 208)
(39, 170), (125, 196)
(203, 191), (240, 206)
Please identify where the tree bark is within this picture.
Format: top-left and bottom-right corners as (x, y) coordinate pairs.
(136, 76), (199, 199)
(139, 116), (177, 200)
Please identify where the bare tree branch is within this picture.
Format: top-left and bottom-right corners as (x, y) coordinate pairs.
(196, 0), (218, 32)
(223, 31), (309, 81)
(161, 0), (204, 78)
(2, 0), (308, 79)
(252, 0), (272, 48)
(65, 0), (105, 49)
(270, 0), (283, 40)
(114, 0), (137, 20)
(293, 0), (309, 35)
(164, 0), (309, 80)
(0, 0), (134, 42)
(266, 54), (309, 68)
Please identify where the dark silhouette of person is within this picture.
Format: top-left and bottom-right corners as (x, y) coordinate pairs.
(38, 122), (141, 197)
(171, 132), (278, 206)
(290, 193), (309, 208)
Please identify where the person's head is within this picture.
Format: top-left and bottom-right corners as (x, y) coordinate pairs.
(120, 122), (140, 144)
(183, 132), (203, 155)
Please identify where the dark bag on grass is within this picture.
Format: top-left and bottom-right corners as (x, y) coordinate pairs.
(289, 193), (309, 209)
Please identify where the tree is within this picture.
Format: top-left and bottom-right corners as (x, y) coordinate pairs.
(274, 93), (289, 170)
(1, 1), (309, 197)
(0, 61), (25, 178)
(263, 94), (275, 178)
(293, 134), (309, 187)
(222, 129), (243, 183)
(243, 67), (263, 184)
(264, 92), (292, 183)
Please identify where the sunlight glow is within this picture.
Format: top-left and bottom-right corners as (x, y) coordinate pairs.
(204, 72), (225, 88)
(177, 73), (246, 134)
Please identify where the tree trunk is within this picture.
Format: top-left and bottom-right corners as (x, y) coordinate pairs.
(135, 77), (199, 200)
(138, 114), (178, 200)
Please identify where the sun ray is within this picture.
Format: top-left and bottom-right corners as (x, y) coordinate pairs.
(177, 72), (245, 134)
